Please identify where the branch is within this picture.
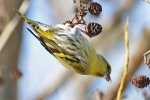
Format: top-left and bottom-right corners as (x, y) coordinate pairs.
(117, 16), (129, 100)
(0, 0), (30, 53)
(104, 17), (150, 100)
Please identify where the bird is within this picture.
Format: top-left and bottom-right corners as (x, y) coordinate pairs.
(14, 9), (112, 82)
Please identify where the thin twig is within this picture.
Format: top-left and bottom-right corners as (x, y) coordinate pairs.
(143, 89), (150, 100)
(117, 16), (129, 100)
(144, 50), (150, 64)
(92, 89), (104, 100)
(104, 26), (150, 100)
(0, 0), (30, 53)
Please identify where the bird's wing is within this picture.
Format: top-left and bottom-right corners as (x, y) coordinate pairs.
(26, 23), (80, 60)
(44, 37), (81, 62)
(53, 25), (94, 70)
(14, 9), (88, 70)
(27, 28), (85, 73)
(26, 28), (54, 54)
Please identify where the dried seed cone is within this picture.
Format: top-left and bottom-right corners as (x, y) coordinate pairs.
(88, 2), (102, 15)
(85, 22), (102, 37)
(132, 75), (150, 88)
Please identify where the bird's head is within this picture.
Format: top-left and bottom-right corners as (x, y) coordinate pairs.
(97, 54), (112, 82)
(104, 65), (111, 82)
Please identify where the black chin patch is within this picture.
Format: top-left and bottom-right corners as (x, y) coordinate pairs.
(107, 64), (111, 74)
(95, 72), (103, 77)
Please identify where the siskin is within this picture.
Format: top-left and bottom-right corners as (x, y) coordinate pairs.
(14, 9), (112, 82)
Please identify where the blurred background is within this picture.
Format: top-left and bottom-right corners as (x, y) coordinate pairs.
(0, 0), (150, 100)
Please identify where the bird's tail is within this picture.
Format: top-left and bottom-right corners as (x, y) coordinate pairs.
(14, 9), (38, 29)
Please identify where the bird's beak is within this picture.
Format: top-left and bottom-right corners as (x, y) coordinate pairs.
(104, 73), (111, 83)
